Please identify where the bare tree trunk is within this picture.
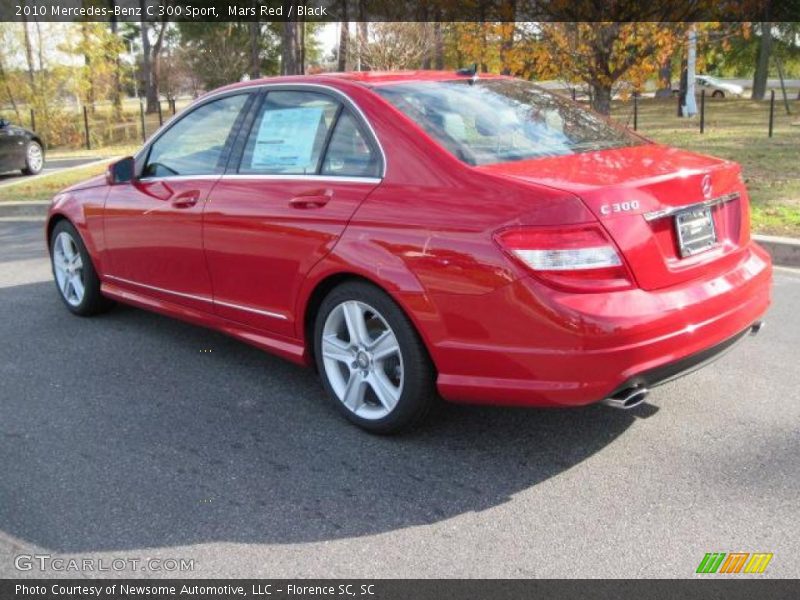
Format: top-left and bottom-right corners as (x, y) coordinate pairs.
(21, 17), (36, 89)
(0, 59), (21, 120)
(282, 22), (298, 75)
(337, 15), (349, 71)
(433, 22), (444, 70)
(751, 22), (772, 100)
(299, 21), (305, 73)
(591, 84), (612, 115)
(139, 3), (151, 102)
(109, 4), (123, 121)
(147, 23), (166, 113)
(82, 23), (96, 113)
(249, 18), (260, 79)
(356, 2), (368, 71)
(655, 56), (673, 98)
(421, 22), (432, 69)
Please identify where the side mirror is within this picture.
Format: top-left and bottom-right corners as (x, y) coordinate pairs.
(106, 156), (135, 185)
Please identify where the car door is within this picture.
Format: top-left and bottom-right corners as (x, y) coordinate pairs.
(103, 92), (252, 312)
(0, 119), (22, 170)
(203, 88), (383, 337)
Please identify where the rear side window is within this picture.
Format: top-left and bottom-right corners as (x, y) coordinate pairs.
(143, 93), (248, 177)
(240, 91), (339, 175)
(321, 112), (380, 178)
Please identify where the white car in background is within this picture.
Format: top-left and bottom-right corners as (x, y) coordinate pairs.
(695, 75), (744, 98)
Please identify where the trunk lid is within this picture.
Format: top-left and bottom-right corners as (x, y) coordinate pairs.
(478, 144), (750, 291)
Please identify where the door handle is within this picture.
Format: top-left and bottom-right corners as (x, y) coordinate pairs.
(172, 190), (200, 208)
(289, 189), (333, 209)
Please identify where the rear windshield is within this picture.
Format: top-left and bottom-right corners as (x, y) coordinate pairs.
(375, 79), (645, 165)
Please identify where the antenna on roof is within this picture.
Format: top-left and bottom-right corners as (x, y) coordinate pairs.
(456, 63), (479, 85)
(456, 63), (478, 77)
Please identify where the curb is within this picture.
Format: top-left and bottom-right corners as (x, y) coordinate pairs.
(0, 201), (798, 268)
(753, 234), (800, 269)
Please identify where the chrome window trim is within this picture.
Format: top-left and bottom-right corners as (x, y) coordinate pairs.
(643, 192), (740, 222)
(138, 174), (222, 183)
(136, 82), (387, 180)
(105, 275), (288, 320)
(219, 174), (381, 184)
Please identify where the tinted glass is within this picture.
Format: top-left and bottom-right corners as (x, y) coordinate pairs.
(376, 79), (644, 165)
(143, 94), (248, 177)
(240, 91), (339, 175)
(321, 111), (380, 178)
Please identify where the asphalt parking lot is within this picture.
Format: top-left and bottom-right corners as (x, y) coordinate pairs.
(0, 219), (798, 579)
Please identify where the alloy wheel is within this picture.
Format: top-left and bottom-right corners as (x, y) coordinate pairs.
(321, 300), (404, 420)
(52, 231), (85, 307)
(27, 143), (43, 173)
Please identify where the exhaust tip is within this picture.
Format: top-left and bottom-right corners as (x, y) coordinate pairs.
(751, 321), (764, 335)
(602, 386), (649, 410)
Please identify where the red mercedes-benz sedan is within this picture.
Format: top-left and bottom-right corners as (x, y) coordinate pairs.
(46, 71), (771, 432)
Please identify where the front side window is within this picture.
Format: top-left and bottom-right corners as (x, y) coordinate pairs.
(240, 91), (339, 175)
(143, 93), (248, 178)
(376, 79), (645, 165)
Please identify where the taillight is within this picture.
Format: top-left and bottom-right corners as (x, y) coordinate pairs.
(493, 224), (634, 292)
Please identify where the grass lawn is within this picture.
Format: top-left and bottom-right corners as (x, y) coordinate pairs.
(615, 97), (800, 237)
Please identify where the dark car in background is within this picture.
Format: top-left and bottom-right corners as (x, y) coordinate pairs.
(0, 117), (44, 176)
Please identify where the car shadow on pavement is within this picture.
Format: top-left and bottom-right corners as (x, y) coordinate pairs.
(0, 281), (643, 553)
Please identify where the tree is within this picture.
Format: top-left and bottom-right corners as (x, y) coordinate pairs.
(537, 23), (684, 114)
(359, 23), (432, 71)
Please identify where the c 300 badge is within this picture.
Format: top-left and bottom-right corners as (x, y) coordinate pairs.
(599, 201), (640, 216)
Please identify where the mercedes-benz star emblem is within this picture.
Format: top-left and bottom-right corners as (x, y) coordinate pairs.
(701, 174), (713, 199)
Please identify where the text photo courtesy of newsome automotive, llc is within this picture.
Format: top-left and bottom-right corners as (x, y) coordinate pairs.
(0, 0), (799, 597)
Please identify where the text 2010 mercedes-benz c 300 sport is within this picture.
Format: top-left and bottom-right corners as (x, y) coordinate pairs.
(46, 71), (771, 433)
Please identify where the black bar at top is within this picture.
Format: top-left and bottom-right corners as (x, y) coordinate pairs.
(2, 0), (799, 23)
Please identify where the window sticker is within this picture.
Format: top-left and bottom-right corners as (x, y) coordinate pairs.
(250, 107), (325, 172)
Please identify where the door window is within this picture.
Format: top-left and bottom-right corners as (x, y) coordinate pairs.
(239, 91), (339, 175)
(143, 93), (248, 178)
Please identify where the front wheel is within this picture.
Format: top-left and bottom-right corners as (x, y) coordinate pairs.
(50, 220), (114, 316)
(22, 140), (44, 175)
(712, 90), (724, 98)
(314, 281), (436, 434)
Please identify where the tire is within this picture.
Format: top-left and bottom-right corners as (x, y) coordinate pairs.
(22, 140), (44, 175)
(712, 90), (724, 98)
(313, 280), (436, 434)
(50, 220), (114, 316)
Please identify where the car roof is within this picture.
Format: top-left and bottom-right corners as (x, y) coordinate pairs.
(212, 70), (509, 95)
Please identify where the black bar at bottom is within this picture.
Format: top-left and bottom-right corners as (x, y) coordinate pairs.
(3, 579), (799, 600)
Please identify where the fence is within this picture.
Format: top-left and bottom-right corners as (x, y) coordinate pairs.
(7, 97), (193, 152)
(601, 91), (798, 140)
(6, 90), (799, 153)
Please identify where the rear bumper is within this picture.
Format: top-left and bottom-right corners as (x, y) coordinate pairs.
(606, 320), (762, 398)
(431, 242), (772, 406)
